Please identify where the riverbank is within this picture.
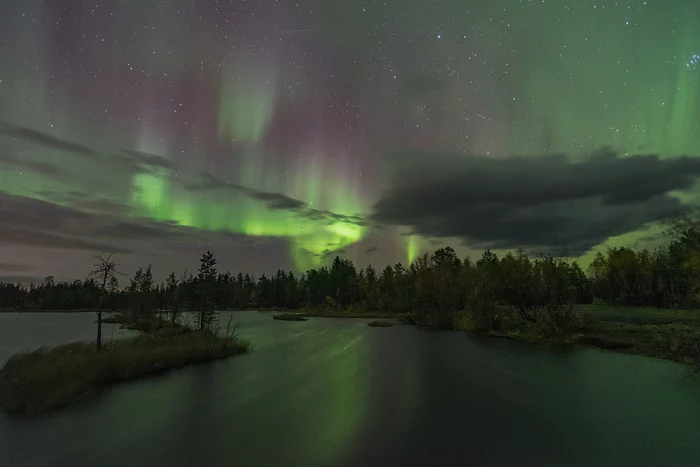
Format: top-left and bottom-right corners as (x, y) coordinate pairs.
(575, 320), (700, 365)
(273, 305), (700, 366)
(0, 330), (250, 416)
(470, 305), (700, 367)
(300, 310), (404, 319)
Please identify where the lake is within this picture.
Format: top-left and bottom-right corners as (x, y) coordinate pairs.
(0, 311), (699, 466)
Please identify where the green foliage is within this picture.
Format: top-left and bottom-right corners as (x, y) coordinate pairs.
(586, 218), (700, 308)
(324, 296), (338, 311)
(537, 254), (580, 335)
(581, 320), (700, 367)
(452, 311), (474, 332)
(128, 265), (155, 320)
(0, 332), (250, 415)
(470, 250), (501, 331)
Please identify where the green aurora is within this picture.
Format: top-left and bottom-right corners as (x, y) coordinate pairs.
(0, 0), (699, 276)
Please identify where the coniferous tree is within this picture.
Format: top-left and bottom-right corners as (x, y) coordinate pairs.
(197, 251), (218, 332)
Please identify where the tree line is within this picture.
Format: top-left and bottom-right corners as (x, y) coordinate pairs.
(2, 217), (700, 332)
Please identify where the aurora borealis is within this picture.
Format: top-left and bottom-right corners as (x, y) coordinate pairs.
(1, 0), (699, 281)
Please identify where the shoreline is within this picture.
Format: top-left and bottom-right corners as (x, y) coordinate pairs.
(273, 308), (700, 367)
(0, 330), (250, 416)
(0, 305), (696, 415)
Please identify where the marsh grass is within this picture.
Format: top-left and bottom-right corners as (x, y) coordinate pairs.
(0, 330), (250, 415)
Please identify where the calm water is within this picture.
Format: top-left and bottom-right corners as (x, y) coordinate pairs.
(0, 311), (699, 467)
(0, 312), (135, 364)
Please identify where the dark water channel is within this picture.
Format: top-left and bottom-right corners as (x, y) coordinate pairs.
(0, 311), (699, 466)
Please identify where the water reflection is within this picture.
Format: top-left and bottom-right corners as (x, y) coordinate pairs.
(0, 311), (699, 466)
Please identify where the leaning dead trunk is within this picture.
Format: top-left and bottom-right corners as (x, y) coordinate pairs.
(96, 269), (108, 351)
(90, 253), (121, 351)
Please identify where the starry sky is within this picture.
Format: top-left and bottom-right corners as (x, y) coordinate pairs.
(1, 0), (699, 283)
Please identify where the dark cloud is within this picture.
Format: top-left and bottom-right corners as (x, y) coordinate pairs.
(119, 149), (174, 170)
(0, 189), (301, 280)
(299, 208), (369, 227)
(0, 275), (47, 285)
(183, 174), (307, 211)
(0, 192), (93, 230)
(250, 191), (307, 210)
(70, 198), (133, 215)
(372, 151), (697, 254)
(0, 122), (96, 158)
(1, 124), (369, 231)
(0, 262), (34, 273)
(0, 153), (65, 178)
(0, 225), (131, 253)
(0, 193), (202, 248)
(218, 232), (272, 245)
(0, 193), (131, 253)
(297, 247), (322, 258)
(321, 248), (347, 258)
(34, 189), (133, 216)
(0, 124), (170, 180)
(90, 219), (189, 241)
(185, 173), (370, 226)
(364, 246), (379, 253)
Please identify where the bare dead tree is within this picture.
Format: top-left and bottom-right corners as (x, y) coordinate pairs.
(90, 253), (123, 351)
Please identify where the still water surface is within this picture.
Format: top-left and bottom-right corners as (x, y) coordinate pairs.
(0, 311), (699, 467)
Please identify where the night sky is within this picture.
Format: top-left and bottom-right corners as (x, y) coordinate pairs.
(1, 0), (699, 283)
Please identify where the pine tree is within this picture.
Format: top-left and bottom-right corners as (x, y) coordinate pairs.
(166, 271), (181, 324)
(139, 264), (154, 318)
(197, 250), (218, 332)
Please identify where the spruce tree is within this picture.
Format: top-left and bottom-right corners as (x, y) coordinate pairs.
(197, 250), (218, 332)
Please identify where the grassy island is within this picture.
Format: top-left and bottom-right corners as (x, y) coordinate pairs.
(367, 320), (394, 327)
(301, 310), (402, 319)
(0, 330), (250, 416)
(272, 313), (308, 321)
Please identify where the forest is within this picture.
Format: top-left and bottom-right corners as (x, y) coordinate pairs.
(2, 218), (700, 335)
